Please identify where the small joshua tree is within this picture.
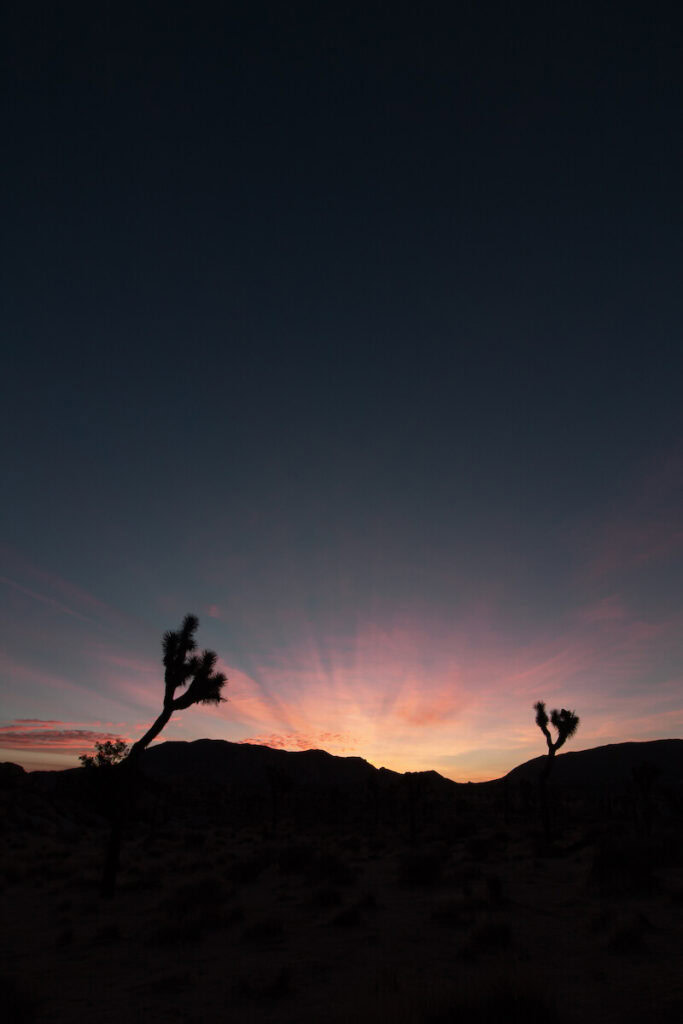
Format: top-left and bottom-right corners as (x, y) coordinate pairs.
(534, 702), (580, 775)
(533, 701), (579, 841)
(101, 614), (227, 896)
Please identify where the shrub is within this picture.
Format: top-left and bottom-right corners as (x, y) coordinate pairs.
(278, 842), (316, 874)
(307, 849), (355, 886)
(242, 917), (285, 945)
(235, 965), (291, 1000)
(398, 848), (445, 886)
(428, 979), (559, 1023)
(1, 975), (37, 1024)
(485, 873), (506, 907)
(608, 913), (651, 955)
(331, 905), (362, 927)
(590, 836), (658, 897)
(431, 898), (475, 929)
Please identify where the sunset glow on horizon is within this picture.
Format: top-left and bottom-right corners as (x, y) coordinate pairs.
(3, 5), (682, 782)
(3, 452), (681, 783)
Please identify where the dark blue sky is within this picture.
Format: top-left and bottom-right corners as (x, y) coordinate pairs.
(3, 2), (682, 775)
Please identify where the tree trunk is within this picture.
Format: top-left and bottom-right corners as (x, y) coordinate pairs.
(538, 748), (555, 843)
(100, 705), (173, 898)
(129, 705), (173, 760)
(100, 790), (124, 898)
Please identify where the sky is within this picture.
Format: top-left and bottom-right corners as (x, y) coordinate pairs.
(2, 2), (682, 780)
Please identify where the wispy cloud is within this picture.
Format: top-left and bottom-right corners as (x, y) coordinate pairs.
(581, 452), (683, 581)
(0, 719), (130, 751)
(0, 575), (98, 625)
(239, 731), (357, 753)
(0, 544), (143, 635)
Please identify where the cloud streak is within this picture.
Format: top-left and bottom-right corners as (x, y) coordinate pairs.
(239, 731), (357, 753)
(0, 720), (130, 752)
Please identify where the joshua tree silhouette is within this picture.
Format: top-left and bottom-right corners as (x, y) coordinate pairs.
(100, 614), (227, 897)
(127, 614), (227, 759)
(533, 701), (579, 841)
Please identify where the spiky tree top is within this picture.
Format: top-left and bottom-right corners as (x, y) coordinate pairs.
(161, 614), (227, 710)
(128, 614), (227, 759)
(534, 700), (580, 754)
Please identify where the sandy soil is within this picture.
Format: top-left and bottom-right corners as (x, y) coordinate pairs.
(3, 814), (683, 1023)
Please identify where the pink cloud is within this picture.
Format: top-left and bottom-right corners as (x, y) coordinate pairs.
(204, 598), (679, 777)
(0, 720), (131, 752)
(393, 685), (466, 726)
(0, 654), (99, 700)
(86, 644), (169, 712)
(239, 731), (357, 753)
(0, 575), (98, 625)
(578, 595), (628, 623)
(14, 718), (61, 724)
(0, 545), (141, 633)
(589, 523), (683, 579)
(581, 451), (683, 581)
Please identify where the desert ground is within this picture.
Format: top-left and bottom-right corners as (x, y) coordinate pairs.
(3, 767), (683, 1024)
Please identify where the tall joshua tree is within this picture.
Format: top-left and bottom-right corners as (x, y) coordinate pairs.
(101, 614), (227, 896)
(533, 701), (579, 841)
(127, 614), (227, 759)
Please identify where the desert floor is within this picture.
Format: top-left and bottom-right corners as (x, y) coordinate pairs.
(3, 814), (683, 1023)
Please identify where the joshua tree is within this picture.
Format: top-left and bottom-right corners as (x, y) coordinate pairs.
(126, 613), (227, 760)
(533, 701), (579, 841)
(100, 614), (227, 896)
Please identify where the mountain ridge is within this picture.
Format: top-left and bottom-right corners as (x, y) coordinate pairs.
(139, 736), (683, 790)
(3, 737), (681, 789)
(503, 737), (683, 786)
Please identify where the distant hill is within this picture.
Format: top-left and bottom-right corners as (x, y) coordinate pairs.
(504, 739), (683, 786)
(137, 739), (457, 797)
(139, 737), (683, 792)
(140, 738), (385, 789)
(2, 737), (682, 841)
(3, 738), (681, 797)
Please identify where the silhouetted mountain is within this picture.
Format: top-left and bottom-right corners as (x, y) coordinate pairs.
(140, 738), (384, 789)
(3, 738), (682, 797)
(137, 739), (460, 799)
(0, 762), (25, 783)
(504, 739), (683, 786)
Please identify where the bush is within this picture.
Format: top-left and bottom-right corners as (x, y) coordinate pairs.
(242, 917), (285, 945)
(234, 965), (291, 1000)
(307, 849), (355, 886)
(590, 836), (658, 897)
(1, 975), (37, 1024)
(278, 842), (316, 873)
(431, 898), (475, 929)
(608, 913), (651, 955)
(428, 980), (559, 1023)
(469, 920), (513, 952)
(398, 848), (445, 886)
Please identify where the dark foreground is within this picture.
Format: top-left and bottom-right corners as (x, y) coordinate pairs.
(2, 766), (683, 1024)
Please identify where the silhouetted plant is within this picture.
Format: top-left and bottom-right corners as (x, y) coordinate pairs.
(534, 702), (580, 768)
(2, 974), (37, 1024)
(428, 979), (558, 1023)
(533, 701), (579, 841)
(100, 614), (228, 897)
(632, 759), (660, 836)
(79, 739), (130, 769)
(266, 763), (293, 835)
(128, 614), (227, 759)
(398, 847), (445, 886)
